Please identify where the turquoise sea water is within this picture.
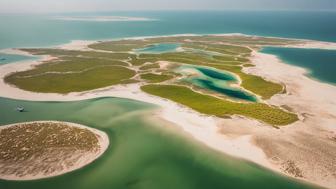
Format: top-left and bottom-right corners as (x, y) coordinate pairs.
(261, 47), (336, 84)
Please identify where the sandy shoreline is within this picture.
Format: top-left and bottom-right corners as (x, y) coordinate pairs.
(0, 35), (335, 188)
(280, 40), (336, 50)
(242, 51), (336, 188)
(0, 48), (35, 56)
(0, 121), (109, 181)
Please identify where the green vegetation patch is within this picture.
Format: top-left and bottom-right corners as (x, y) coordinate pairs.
(129, 57), (158, 66)
(5, 66), (136, 93)
(139, 63), (161, 70)
(239, 73), (283, 99)
(21, 48), (136, 60)
(140, 73), (174, 83)
(139, 53), (235, 67)
(181, 35), (299, 46)
(6, 48), (138, 93)
(88, 40), (148, 52)
(212, 55), (249, 63)
(141, 85), (298, 126)
(9, 36), (290, 97)
(11, 57), (128, 77)
(182, 43), (252, 55)
(0, 121), (104, 180)
(0, 122), (99, 163)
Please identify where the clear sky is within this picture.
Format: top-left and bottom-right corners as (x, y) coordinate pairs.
(0, 0), (335, 13)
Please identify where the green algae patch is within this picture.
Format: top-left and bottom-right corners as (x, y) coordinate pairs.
(141, 84), (298, 126)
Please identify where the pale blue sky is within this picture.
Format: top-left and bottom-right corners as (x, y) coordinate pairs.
(0, 0), (335, 13)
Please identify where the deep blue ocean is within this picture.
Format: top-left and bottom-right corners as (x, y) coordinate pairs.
(0, 11), (335, 84)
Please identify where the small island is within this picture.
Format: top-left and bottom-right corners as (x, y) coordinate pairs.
(0, 121), (109, 180)
(3, 35), (302, 126)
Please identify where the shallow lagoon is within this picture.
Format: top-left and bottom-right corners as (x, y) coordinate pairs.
(0, 97), (318, 189)
(0, 53), (36, 65)
(135, 43), (180, 54)
(176, 65), (258, 102)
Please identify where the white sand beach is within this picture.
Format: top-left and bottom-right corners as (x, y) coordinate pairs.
(240, 50), (336, 188)
(284, 40), (336, 50)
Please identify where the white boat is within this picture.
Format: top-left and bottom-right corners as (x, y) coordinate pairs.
(16, 107), (24, 112)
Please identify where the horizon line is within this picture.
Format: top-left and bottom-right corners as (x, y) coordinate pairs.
(0, 9), (335, 15)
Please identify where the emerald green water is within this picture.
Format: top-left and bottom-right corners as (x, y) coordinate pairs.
(176, 65), (258, 102)
(0, 97), (317, 189)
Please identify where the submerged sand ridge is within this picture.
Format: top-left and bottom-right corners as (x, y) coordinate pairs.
(0, 121), (109, 180)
